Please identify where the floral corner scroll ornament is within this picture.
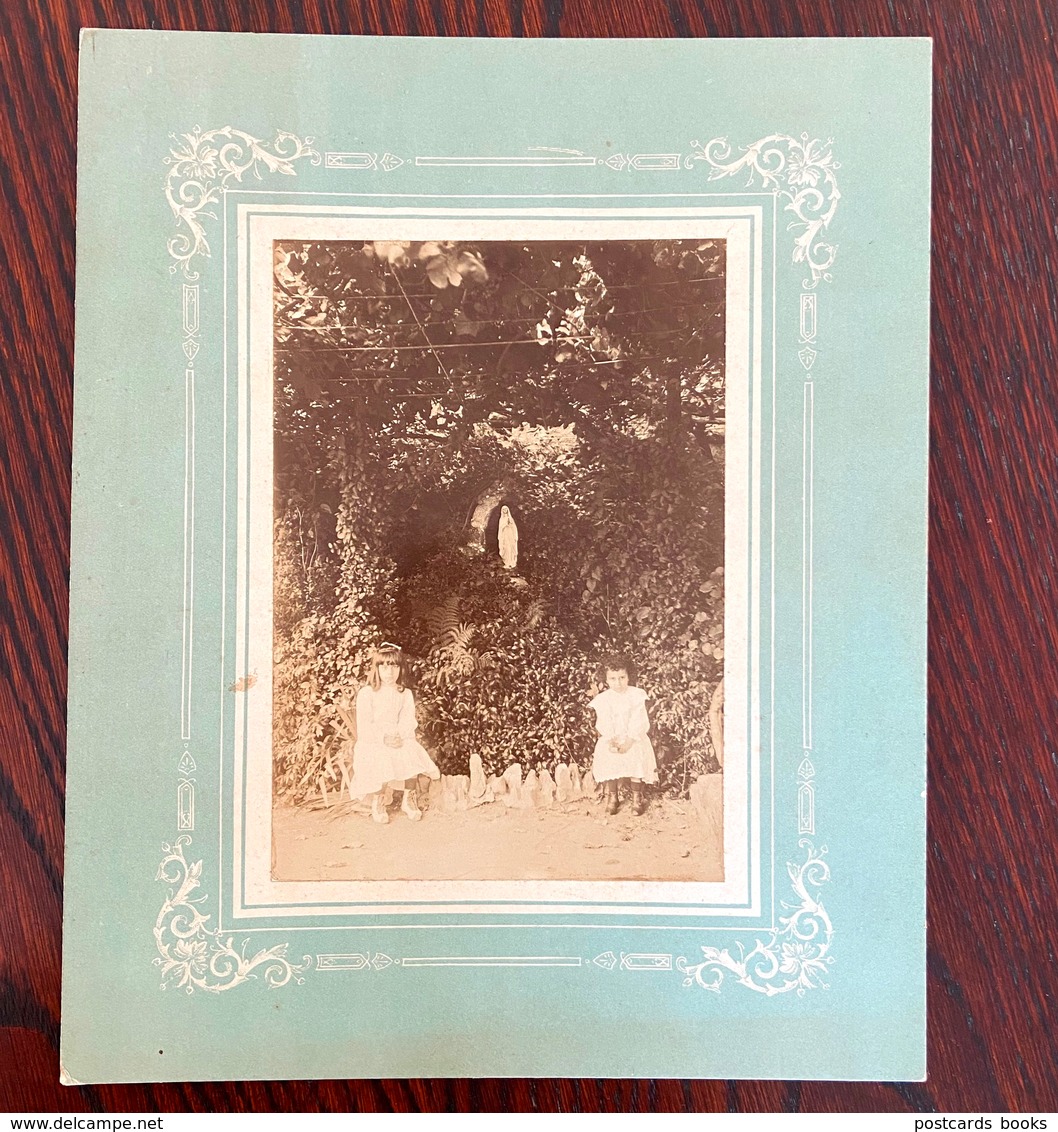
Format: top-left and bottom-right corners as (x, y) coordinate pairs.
(678, 841), (833, 996)
(689, 134), (840, 287)
(165, 127), (321, 280)
(154, 837), (310, 994)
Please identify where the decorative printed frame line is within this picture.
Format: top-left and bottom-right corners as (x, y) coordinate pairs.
(154, 838), (310, 994)
(162, 128), (839, 996)
(678, 840), (832, 995)
(165, 127), (322, 279)
(180, 361), (195, 743)
(165, 131), (839, 282)
(690, 133), (840, 288)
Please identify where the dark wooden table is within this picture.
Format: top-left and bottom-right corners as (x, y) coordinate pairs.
(2, 0), (1056, 1113)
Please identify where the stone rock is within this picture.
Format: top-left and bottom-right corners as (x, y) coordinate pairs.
(582, 770), (596, 797)
(538, 767), (556, 808)
(569, 763), (583, 798)
(554, 763), (572, 802)
(451, 774), (470, 811)
(469, 784), (495, 808)
(469, 752), (487, 800)
(502, 763), (523, 794)
(488, 773), (507, 797)
(437, 774), (469, 813)
(521, 769), (540, 808)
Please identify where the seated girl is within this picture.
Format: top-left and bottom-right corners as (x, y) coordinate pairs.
(347, 644), (440, 823)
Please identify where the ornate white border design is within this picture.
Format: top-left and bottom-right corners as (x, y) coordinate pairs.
(325, 151), (404, 171)
(317, 953), (397, 971)
(315, 135), (844, 287)
(678, 841), (832, 995)
(163, 130), (841, 286)
(164, 129), (324, 992)
(165, 127), (321, 279)
(160, 127), (838, 997)
(154, 838), (311, 994)
(690, 133), (840, 287)
(685, 135), (837, 994)
(412, 149), (683, 171)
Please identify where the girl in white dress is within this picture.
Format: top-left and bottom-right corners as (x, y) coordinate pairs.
(347, 645), (440, 824)
(588, 654), (657, 815)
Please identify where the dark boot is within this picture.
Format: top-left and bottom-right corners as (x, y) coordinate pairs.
(605, 780), (620, 815)
(631, 783), (647, 815)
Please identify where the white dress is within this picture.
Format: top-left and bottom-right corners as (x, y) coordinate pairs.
(588, 686), (657, 784)
(347, 685), (440, 799)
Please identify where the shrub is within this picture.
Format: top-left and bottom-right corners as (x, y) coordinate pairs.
(272, 456), (398, 800)
(273, 427), (724, 799)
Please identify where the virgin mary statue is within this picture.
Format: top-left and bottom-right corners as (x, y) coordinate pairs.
(498, 505), (519, 569)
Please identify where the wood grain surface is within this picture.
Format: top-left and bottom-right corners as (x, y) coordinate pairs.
(2, 0), (1056, 1113)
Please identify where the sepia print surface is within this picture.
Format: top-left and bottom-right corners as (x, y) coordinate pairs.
(269, 234), (728, 886)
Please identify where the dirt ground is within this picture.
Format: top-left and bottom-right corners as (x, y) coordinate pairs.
(272, 790), (723, 883)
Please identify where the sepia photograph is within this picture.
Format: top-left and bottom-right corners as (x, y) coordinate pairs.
(266, 232), (730, 887)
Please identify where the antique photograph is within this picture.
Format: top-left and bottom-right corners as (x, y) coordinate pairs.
(57, 31), (934, 1087)
(267, 232), (729, 886)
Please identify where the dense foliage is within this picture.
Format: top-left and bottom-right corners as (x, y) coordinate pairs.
(273, 238), (725, 799)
